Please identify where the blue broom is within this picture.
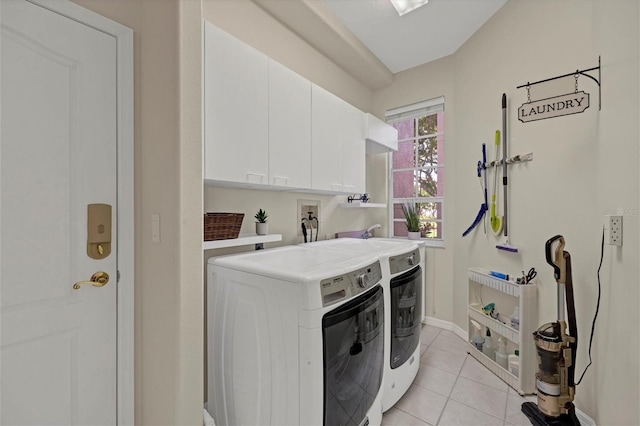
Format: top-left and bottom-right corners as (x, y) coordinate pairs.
(462, 143), (488, 237)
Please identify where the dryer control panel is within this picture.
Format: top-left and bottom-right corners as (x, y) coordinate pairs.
(389, 248), (421, 275)
(320, 261), (382, 307)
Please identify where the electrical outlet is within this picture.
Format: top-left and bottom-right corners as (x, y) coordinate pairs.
(609, 215), (623, 246)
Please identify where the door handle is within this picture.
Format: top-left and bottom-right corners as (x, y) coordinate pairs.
(73, 271), (109, 290)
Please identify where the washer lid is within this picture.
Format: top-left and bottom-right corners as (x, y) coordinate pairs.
(209, 245), (379, 283)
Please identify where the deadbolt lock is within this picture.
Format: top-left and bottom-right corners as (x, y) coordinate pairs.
(87, 203), (112, 259)
(73, 271), (110, 290)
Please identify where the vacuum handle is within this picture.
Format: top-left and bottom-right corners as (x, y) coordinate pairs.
(545, 235), (566, 282)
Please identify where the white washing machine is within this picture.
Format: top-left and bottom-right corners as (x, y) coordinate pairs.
(303, 238), (423, 412)
(207, 245), (385, 426)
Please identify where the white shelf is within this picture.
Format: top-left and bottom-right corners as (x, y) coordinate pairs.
(467, 342), (520, 393)
(203, 233), (282, 250)
(468, 267), (521, 297)
(468, 305), (519, 344)
(339, 202), (387, 208)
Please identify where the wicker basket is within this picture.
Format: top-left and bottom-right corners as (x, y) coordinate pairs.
(204, 213), (244, 241)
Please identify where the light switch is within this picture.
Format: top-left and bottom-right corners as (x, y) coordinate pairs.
(152, 214), (160, 243)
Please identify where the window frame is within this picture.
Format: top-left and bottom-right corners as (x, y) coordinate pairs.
(386, 97), (445, 248)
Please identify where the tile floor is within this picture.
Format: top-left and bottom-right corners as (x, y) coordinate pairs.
(381, 324), (536, 426)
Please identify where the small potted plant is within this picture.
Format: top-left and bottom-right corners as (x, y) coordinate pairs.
(401, 204), (421, 240)
(254, 208), (269, 235)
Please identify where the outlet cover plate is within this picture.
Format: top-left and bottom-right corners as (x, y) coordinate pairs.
(609, 215), (622, 246)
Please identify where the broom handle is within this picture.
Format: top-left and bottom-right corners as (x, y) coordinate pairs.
(502, 94), (508, 237)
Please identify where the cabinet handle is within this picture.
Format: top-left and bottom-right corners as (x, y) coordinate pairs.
(246, 173), (265, 183)
(273, 176), (289, 185)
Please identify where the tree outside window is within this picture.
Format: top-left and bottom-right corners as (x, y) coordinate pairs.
(389, 108), (444, 242)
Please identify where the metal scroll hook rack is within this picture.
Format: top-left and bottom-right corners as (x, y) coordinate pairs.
(517, 56), (601, 110)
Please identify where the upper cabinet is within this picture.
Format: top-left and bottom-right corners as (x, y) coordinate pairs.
(203, 21), (388, 194)
(365, 113), (398, 154)
(269, 60), (312, 189)
(311, 86), (365, 194)
(341, 102), (366, 194)
(204, 21), (269, 185)
(311, 84), (343, 192)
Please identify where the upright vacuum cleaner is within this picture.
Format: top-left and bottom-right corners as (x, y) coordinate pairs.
(522, 235), (581, 426)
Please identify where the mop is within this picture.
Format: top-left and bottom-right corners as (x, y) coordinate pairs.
(496, 93), (518, 253)
(490, 130), (503, 235)
(462, 143), (488, 237)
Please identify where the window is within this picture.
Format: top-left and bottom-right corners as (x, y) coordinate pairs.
(386, 97), (445, 245)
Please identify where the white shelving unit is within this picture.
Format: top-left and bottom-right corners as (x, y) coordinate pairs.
(467, 267), (538, 395)
(203, 234), (282, 251)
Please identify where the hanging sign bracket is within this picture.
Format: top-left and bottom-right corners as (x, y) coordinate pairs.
(517, 56), (602, 122)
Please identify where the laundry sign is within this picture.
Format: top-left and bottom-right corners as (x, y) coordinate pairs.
(518, 91), (590, 123)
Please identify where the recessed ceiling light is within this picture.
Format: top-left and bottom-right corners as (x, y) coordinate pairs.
(389, 0), (429, 16)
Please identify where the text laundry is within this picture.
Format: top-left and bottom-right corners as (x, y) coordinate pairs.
(521, 97), (585, 116)
(518, 91), (590, 123)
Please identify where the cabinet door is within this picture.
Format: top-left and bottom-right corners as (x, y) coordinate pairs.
(311, 84), (343, 192)
(269, 60), (311, 188)
(204, 21), (268, 184)
(341, 102), (366, 194)
(365, 113), (398, 154)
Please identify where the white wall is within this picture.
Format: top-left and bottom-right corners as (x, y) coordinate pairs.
(202, 0), (372, 111)
(372, 55), (457, 322)
(373, 0), (639, 423)
(70, 1), (203, 424)
(203, 186), (386, 248)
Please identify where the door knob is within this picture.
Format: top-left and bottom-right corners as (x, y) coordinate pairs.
(73, 272), (109, 290)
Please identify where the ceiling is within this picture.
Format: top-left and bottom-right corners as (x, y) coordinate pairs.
(252, 0), (507, 90)
(322, 0), (507, 73)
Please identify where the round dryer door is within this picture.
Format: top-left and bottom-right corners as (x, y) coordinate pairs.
(322, 286), (384, 426)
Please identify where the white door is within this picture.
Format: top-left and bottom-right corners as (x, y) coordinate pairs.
(1, 1), (118, 424)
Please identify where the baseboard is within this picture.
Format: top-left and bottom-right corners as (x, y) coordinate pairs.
(204, 404), (216, 426)
(423, 316), (453, 330)
(423, 316), (467, 341)
(575, 408), (596, 426)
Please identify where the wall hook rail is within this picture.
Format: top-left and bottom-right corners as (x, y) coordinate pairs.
(517, 56), (601, 110)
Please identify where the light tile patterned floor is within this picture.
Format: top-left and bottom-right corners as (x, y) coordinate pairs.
(381, 325), (536, 426)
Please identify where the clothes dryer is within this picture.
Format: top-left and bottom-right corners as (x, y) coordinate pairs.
(303, 239), (423, 412)
(207, 245), (385, 426)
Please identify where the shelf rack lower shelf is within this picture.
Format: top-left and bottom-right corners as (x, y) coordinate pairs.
(467, 342), (522, 394)
(468, 305), (519, 344)
(203, 234), (282, 250)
